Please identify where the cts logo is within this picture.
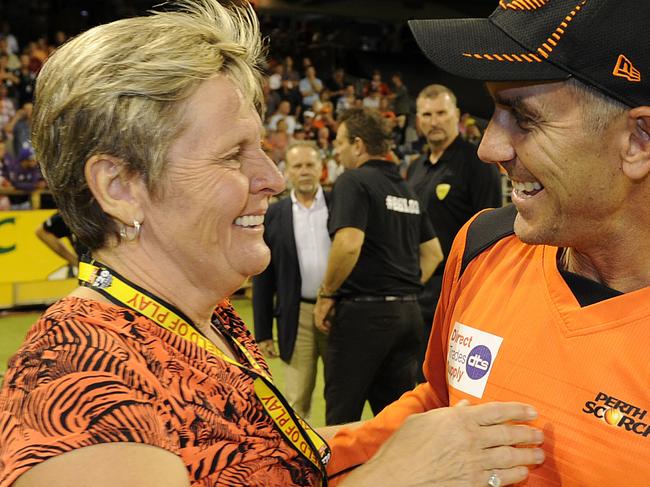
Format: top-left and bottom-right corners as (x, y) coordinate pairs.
(466, 345), (492, 380)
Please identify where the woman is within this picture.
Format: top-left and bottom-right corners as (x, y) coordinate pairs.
(0, 1), (543, 486)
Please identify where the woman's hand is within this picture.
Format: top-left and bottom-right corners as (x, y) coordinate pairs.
(338, 401), (544, 486)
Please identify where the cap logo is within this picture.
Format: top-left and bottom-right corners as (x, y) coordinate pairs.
(499, 0), (548, 11)
(464, 0), (586, 64)
(612, 55), (641, 82)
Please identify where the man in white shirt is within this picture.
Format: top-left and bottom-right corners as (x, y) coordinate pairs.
(253, 141), (330, 419)
(267, 99), (296, 135)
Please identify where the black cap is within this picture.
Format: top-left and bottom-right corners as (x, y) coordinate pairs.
(409, 0), (648, 107)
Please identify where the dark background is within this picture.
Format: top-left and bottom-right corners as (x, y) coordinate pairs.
(0, 0), (498, 118)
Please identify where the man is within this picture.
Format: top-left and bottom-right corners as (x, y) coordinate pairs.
(408, 84), (502, 379)
(267, 99), (297, 135)
(327, 0), (650, 484)
(299, 65), (323, 110)
(314, 107), (443, 426)
(253, 142), (330, 419)
(35, 212), (84, 275)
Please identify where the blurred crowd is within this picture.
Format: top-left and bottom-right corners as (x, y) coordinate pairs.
(0, 17), (484, 210)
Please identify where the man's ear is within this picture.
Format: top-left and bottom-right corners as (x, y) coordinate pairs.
(621, 107), (650, 181)
(353, 136), (366, 158)
(84, 154), (146, 225)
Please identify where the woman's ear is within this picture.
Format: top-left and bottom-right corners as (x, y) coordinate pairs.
(621, 107), (650, 181)
(84, 154), (146, 225)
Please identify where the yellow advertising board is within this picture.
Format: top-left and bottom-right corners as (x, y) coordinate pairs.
(0, 210), (76, 308)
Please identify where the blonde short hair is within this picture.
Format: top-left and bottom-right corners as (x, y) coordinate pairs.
(32, 0), (266, 250)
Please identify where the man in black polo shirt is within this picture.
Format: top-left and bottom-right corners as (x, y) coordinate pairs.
(407, 84), (502, 380)
(314, 107), (442, 425)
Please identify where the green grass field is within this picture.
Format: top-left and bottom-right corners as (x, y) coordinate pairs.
(0, 298), (370, 428)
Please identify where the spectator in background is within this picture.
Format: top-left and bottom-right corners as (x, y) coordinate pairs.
(267, 118), (293, 164)
(253, 142), (330, 420)
(0, 84), (15, 129)
(299, 65), (322, 110)
(268, 63), (283, 91)
(0, 39), (20, 70)
(0, 53), (19, 100)
(362, 88), (382, 110)
(268, 99), (296, 135)
(301, 110), (318, 140)
(282, 55), (300, 82)
(2, 143), (45, 209)
(35, 212), (82, 276)
(325, 67), (350, 108)
(388, 72), (412, 119)
(4, 102), (33, 156)
(407, 84), (502, 381)
(315, 108), (442, 425)
(335, 84), (356, 116)
(0, 22), (19, 55)
(277, 78), (302, 116)
(16, 54), (36, 105)
(363, 69), (390, 98)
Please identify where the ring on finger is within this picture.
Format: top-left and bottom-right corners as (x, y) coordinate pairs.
(487, 471), (502, 487)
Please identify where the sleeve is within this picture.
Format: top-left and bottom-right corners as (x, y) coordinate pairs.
(0, 320), (179, 487)
(42, 213), (71, 239)
(326, 383), (443, 482)
(328, 172), (369, 236)
(252, 214), (277, 343)
(468, 153), (503, 211)
(327, 217), (475, 484)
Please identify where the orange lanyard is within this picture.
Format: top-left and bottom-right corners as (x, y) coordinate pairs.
(79, 258), (330, 483)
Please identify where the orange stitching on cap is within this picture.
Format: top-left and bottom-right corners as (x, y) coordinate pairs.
(500, 0), (548, 10)
(613, 54), (642, 82)
(464, 0), (587, 64)
(520, 54), (534, 62)
(484, 54), (495, 60)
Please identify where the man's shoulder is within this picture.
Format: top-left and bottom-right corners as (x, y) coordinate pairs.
(458, 205), (518, 278)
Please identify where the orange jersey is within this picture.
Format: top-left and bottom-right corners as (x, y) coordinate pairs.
(328, 209), (650, 485)
(0, 297), (320, 487)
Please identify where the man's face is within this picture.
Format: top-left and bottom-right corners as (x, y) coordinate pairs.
(285, 146), (322, 197)
(334, 122), (357, 169)
(478, 81), (626, 248)
(278, 101), (290, 115)
(416, 93), (460, 149)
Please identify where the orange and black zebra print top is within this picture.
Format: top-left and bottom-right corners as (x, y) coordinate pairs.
(0, 296), (321, 486)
